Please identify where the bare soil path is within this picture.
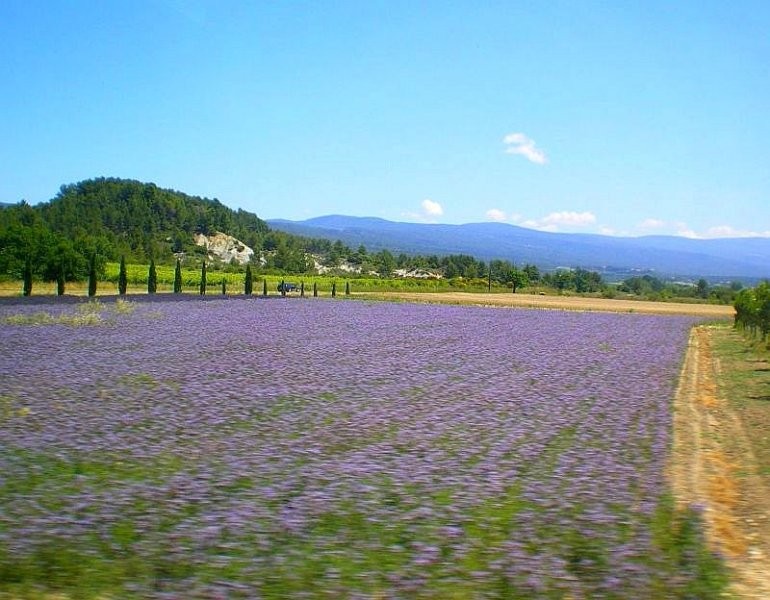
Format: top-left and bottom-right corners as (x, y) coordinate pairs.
(670, 326), (770, 598)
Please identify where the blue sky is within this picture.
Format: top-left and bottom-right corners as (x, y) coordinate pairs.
(1, 1), (768, 238)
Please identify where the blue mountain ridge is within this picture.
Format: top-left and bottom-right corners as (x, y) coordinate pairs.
(268, 215), (770, 282)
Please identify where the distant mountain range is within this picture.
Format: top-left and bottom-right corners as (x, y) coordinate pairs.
(269, 215), (770, 282)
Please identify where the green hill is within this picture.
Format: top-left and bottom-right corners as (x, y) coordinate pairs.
(42, 178), (269, 259)
(0, 177), (272, 282)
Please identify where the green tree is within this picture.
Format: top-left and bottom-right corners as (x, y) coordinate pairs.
(147, 259), (157, 294)
(574, 268), (604, 293)
(345, 281), (350, 295)
(22, 259), (32, 297)
(697, 278), (709, 299)
(510, 268), (529, 293)
(87, 255), (98, 297)
(118, 256), (128, 295)
(735, 282), (770, 340)
(263, 278), (267, 296)
(173, 259), (182, 293)
(199, 261), (207, 295)
(244, 264), (253, 295)
(221, 278), (227, 295)
(523, 264), (540, 283)
(375, 249), (395, 277)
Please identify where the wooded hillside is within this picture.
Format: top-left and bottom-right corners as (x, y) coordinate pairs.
(0, 178), (270, 280)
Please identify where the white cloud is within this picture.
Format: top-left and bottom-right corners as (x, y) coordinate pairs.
(402, 199), (445, 222)
(639, 218), (666, 230)
(517, 210), (598, 233)
(676, 223), (701, 239)
(421, 198), (443, 218)
(485, 208), (507, 222)
(541, 211), (597, 227)
(503, 132), (548, 165)
(704, 225), (770, 238)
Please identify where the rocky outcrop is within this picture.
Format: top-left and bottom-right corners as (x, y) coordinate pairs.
(194, 232), (254, 265)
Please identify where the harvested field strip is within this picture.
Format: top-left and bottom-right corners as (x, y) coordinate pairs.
(357, 291), (736, 318)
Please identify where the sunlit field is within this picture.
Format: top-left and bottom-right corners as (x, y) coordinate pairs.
(0, 298), (727, 598)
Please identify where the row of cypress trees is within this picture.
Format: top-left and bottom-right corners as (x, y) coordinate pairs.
(21, 256), (354, 298)
(110, 259), (353, 298)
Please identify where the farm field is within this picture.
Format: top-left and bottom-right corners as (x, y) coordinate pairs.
(357, 291), (736, 318)
(0, 298), (727, 598)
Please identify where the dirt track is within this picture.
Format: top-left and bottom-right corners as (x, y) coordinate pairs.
(358, 291), (736, 318)
(670, 327), (770, 598)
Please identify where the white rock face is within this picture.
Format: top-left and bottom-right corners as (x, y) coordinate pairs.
(194, 232), (254, 265)
(393, 268), (443, 279)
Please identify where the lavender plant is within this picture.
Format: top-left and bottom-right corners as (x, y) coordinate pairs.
(0, 300), (725, 598)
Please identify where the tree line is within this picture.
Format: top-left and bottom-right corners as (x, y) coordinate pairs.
(734, 281), (770, 341)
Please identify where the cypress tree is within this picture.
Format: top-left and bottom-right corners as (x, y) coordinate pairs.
(173, 259), (183, 294)
(332, 281), (336, 297)
(222, 278), (227, 295)
(88, 254), (97, 297)
(313, 282), (318, 297)
(118, 256), (128, 295)
(148, 259), (157, 294)
(345, 281), (350, 296)
(199, 262), (207, 295)
(56, 267), (65, 296)
(244, 264), (253, 295)
(280, 279), (286, 297)
(263, 279), (268, 296)
(22, 259), (32, 297)
(300, 281), (305, 297)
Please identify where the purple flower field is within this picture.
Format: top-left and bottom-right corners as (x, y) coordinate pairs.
(0, 298), (718, 598)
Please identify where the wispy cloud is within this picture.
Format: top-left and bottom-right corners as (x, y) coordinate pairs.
(637, 219), (770, 238)
(485, 208), (507, 222)
(704, 225), (770, 238)
(675, 223), (700, 239)
(541, 211), (596, 227)
(503, 132), (548, 164)
(519, 211), (597, 232)
(639, 218), (666, 230)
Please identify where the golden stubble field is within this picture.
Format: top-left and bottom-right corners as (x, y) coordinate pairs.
(357, 291), (736, 318)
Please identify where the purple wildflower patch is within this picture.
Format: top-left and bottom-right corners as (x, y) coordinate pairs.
(0, 299), (712, 597)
